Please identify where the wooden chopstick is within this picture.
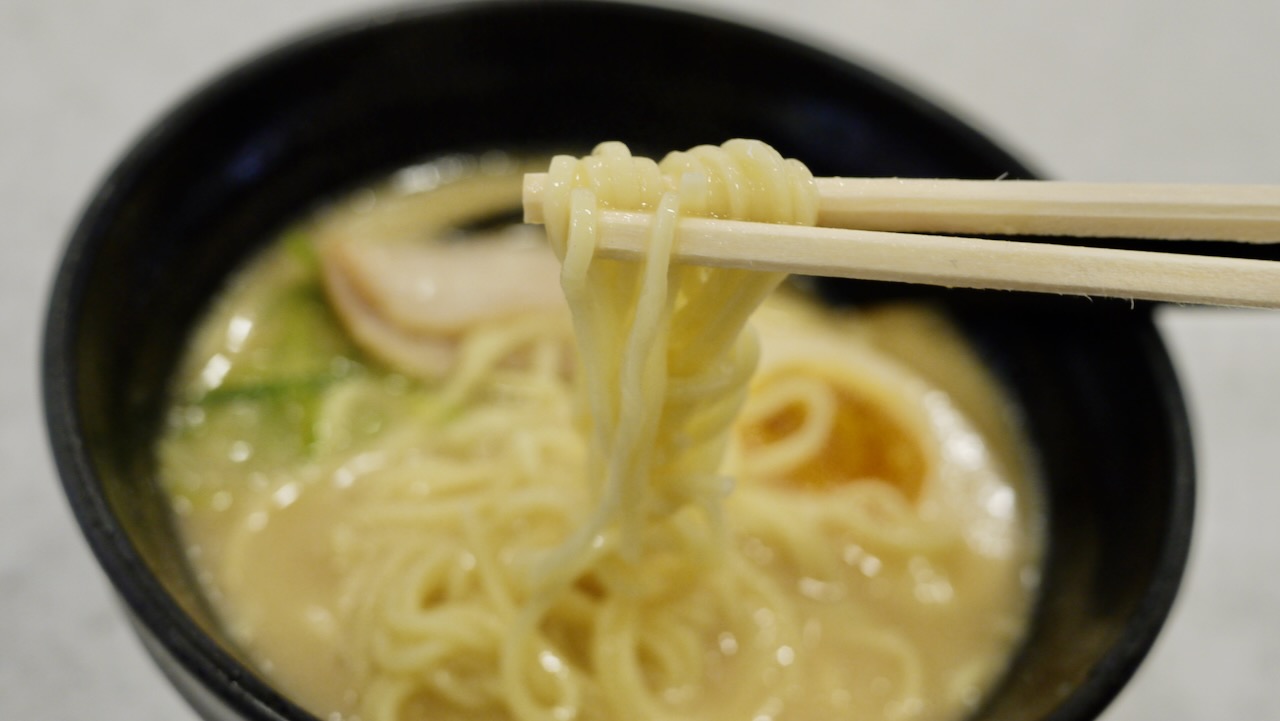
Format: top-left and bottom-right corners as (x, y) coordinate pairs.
(554, 210), (1280, 308)
(811, 178), (1280, 243)
(524, 174), (1280, 242)
(521, 174), (1280, 308)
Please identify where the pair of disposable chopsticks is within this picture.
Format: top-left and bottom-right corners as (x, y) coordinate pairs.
(522, 175), (1280, 308)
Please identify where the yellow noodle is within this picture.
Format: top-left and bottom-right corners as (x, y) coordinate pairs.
(159, 143), (1039, 721)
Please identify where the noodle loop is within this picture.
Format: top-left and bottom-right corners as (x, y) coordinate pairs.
(159, 144), (1039, 721)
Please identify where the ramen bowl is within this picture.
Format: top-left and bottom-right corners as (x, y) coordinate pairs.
(43, 2), (1193, 720)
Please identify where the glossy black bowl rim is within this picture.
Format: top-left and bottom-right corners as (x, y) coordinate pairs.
(41, 2), (1194, 720)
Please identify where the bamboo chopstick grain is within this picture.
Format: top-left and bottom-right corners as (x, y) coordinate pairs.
(586, 211), (1280, 308)
(522, 173), (1280, 308)
(813, 178), (1280, 243)
(524, 174), (1280, 242)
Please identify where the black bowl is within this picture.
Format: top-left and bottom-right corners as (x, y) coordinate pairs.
(43, 2), (1193, 720)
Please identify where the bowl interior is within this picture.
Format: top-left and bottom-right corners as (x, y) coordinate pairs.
(45, 2), (1192, 720)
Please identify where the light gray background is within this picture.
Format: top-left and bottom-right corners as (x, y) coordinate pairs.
(4, 0), (1278, 718)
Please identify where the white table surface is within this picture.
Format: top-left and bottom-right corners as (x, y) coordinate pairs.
(4, 0), (1278, 718)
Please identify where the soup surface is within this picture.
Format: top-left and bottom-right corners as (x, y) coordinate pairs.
(158, 155), (1042, 721)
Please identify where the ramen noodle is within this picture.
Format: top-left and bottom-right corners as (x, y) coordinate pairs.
(159, 143), (1041, 721)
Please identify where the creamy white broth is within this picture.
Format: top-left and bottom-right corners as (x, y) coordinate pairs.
(159, 157), (1041, 721)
